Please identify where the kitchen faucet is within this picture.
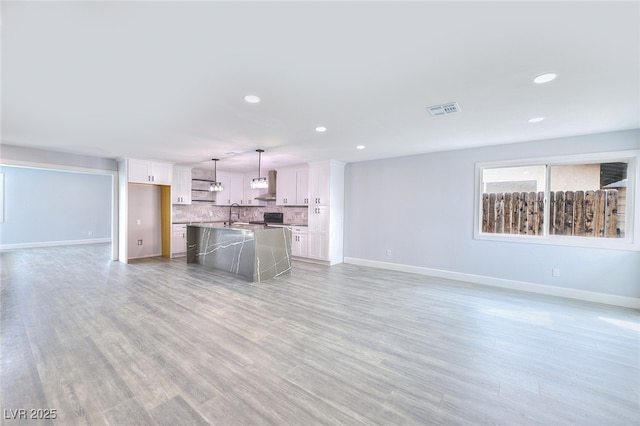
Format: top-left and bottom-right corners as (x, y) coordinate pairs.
(228, 203), (241, 226)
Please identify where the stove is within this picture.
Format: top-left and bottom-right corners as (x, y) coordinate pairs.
(249, 212), (284, 225)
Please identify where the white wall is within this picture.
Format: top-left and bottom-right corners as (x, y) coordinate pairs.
(0, 165), (112, 246)
(344, 129), (640, 301)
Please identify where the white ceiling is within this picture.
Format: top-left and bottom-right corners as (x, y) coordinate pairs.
(2, 1), (639, 173)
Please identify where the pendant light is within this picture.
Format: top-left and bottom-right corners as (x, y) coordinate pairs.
(250, 149), (268, 189)
(209, 158), (223, 192)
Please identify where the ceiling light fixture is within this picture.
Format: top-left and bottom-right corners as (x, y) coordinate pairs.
(250, 149), (268, 189)
(356, 145), (365, 150)
(209, 159), (224, 192)
(528, 117), (545, 123)
(533, 73), (557, 84)
(244, 95), (260, 104)
(315, 126), (327, 132)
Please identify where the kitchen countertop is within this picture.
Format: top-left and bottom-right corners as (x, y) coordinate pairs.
(172, 221), (224, 225)
(188, 222), (267, 232)
(174, 221), (307, 227)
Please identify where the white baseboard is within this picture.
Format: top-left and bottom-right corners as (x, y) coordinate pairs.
(293, 256), (331, 266)
(128, 253), (163, 260)
(343, 257), (640, 309)
(0, 238), (111, 250)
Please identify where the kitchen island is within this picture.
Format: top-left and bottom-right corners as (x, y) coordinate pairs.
(186, 223), (292, 282)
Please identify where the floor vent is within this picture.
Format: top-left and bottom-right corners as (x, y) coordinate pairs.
(427, 102), (461, 117)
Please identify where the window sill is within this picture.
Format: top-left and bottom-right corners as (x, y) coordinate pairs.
(474, 232), (639, 251)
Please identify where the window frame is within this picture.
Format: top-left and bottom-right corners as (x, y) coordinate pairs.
(474, 150), (639, 251)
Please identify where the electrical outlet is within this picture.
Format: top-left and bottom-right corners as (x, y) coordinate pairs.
(386, 249), (392, 256)
(137, 219), (142, 225)
(138, 239), (143, 246)
(552, 268), (560, 277)
(88, 231), (93, 236)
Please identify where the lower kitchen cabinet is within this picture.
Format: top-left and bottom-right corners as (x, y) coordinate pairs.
(172, 224), (187, 257)
(307, 232), (328, 259)
(307, 206), (329, 260)
(291, 226), (308, 257)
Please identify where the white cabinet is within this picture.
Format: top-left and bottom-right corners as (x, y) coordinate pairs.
(296, 169), (309, 206)
(306, 161), (345, 264)
(127, 159), (173, 185)
(172, 166), (192, 205)
(242, 172), (265, 206)
(215, 172), (244, 206)
(172, 224), (187, 257)
(308, 164), (329, 205)
(308, 206), (329, 259)
(291, 226), (308, 257)
(276, 169), (296, 205)
(277, 166), (309, 206)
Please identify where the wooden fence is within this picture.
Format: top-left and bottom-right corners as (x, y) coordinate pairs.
(482, 189), (619, 237)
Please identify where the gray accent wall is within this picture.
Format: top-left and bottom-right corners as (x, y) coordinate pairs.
(344, 129), (640, 299)
(0, 165), (112, 246)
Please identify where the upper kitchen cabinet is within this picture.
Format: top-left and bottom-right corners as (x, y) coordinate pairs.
(308, 164), (330, 205)
(276, 166), (309, 206)
(172, 165), (192, 205)
(127, 159), (173, 185)
(214, 172), (244, 206)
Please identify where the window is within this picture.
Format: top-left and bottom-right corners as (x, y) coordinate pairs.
(475, 151), (639, 250)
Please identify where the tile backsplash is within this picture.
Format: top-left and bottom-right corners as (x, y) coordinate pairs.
(172, 202), (308, 225)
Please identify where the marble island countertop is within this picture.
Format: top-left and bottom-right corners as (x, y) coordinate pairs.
(186, 224), (293, 282)
(174, 221), (307, 227)
(188, 222), (267, 231)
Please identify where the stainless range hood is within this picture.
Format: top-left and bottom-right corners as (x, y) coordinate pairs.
(255, 170), (277, 201)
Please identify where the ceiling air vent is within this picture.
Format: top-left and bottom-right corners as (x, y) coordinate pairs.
(427, 102), (461, 117)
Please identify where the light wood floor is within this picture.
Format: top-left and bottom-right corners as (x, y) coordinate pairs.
(1, 243), (638, 425)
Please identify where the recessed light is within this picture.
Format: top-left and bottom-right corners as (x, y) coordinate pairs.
(533, 73), (557, 84)
(315, 126), (327, 132)
(528, 117), (545, 123)
(356, 145), (365, 150)
(244, 95), (260, 104)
